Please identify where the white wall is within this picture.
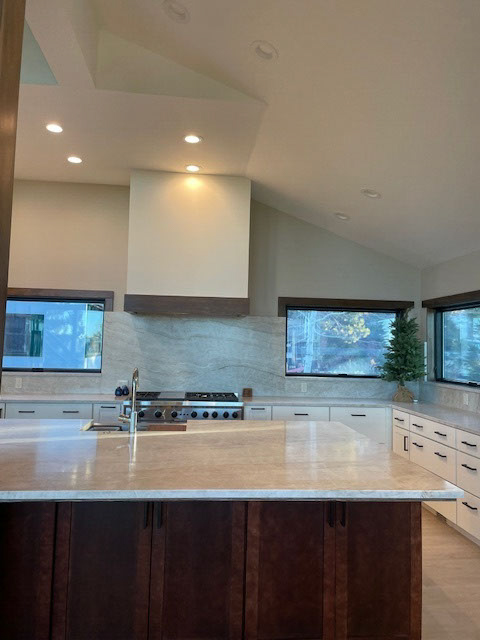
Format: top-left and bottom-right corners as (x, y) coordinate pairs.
(128, 170), (251, 298)
(9, 180), (129, 310)
(249, 200), (421, 316)
(422, 250), (480, 300)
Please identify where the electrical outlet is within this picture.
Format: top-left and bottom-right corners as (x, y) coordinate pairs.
(463, 392), (469, 406)
(301, 382), (307, 393)
(15, 377), (22, 390)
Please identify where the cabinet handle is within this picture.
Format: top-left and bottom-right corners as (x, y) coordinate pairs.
(351, 414), (366, 417)
(294, 413), (309, 416)
(403, 435), (409, 452)
(327, 502), (335, 528)
(251, 407), (265, 411)
(100, 405), (116, 409)
(18, 410), (35, 414)
(143, 503), (151, 528)
(340, 502), (347, 527)
(156, 503), (163, 529)
(63, 410), (79, 414)
(434, 452), (447, 458)
(461, 463), (478, 472)
(462, 501), (478, 511)
(461, 440), (477, 448)
(394, 417), (405, 422)
(412, 423), (423, 429)
(434, 431), (447, 437)
(412, 442), (423, 448)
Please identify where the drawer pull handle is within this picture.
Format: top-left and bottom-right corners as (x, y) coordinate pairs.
(351, 414), (366, 417)
(394, 417), (405, 422)
(63, 410), (79, 414)
(461, 440), (477, 448)
(412, 423), (423, 428)
(434, 452), (447, 458)
(462, 501), (478, 511)
(18, 410), (35, 414)
(294, 413), (309, 416)
(251, 408), (265, 411)
(403, 435), (409, 452)
(412, 442), (423, 448)
(100, 405), (116, 409)
(461, 463), (478, 472)
(434, 431), (447, 437)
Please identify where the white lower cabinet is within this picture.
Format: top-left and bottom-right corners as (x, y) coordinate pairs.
(457, 491), (480, 538)
(330, 407), (387, 443)
(392, 425), (410, 460)
(456, 451), (480, 497)
(425, 499), (457, 522)
(93, 403), (122, 424)
(0, 403), (5, 419)
(244, 405), (272, 420)
(271, 405), (329, 421)
(456, 429), (480, 458)
(5, 402), (93, 420)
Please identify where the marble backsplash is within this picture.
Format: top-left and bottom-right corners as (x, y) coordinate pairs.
(419, 381), (480, 414)
(1, 312), (412, 399)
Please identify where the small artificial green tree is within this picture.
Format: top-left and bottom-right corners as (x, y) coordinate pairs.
(378, 312), (425, 402)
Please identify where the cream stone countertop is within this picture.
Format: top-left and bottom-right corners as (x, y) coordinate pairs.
(0, 393), (123, 403)
(0, 419), (462, 502)
(392, 401), (480, 437)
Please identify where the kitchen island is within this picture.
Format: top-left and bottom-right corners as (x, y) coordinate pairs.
(0, 419), (462, 640)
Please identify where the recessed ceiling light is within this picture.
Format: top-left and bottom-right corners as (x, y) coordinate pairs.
(334, 212), (350, 221)
(184, 134), (202, 144)
(67, 156), (82, 164)
(185, 164), (201, 172)
(361, 188), (381, 199)
(46, 123), (63, 133)
(251, 40), (279, 61)
(163, 0), (190, 23)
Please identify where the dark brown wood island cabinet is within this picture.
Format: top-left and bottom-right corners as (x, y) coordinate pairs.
(0, 500), (421, 640)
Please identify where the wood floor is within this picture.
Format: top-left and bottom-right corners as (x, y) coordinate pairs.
(423, 508), (480, 639)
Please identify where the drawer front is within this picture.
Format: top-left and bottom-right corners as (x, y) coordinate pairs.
(0, 403), (5, 419)
(392, 409), (410, 430)
(457, 452), (480, 498)
(272, 405), (329, 421)
(457, 491), (480, 539)
(424, 500), (457, 523)
(456, 429), (480, 459)
(409, 415), (456, 448)
(410, 434), (456, 483)
(392, 425), (409, 460)
(93, 403), (122, 424)
(331, 407), (386, 443)
(5, 402), (93, 420)
(244, 406), (272, 421)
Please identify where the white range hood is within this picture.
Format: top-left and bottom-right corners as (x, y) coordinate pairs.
(125, 170), (251, 315)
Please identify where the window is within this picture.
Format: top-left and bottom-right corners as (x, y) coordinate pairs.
(435, 304), (480, 385)
(2, 299), (105, 372)
(286, 307), (397, 377)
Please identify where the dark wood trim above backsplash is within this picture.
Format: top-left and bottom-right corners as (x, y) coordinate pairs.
(124, 294), (249, 316)
(278, 297), (414, 317)
(7, 288), (114, 311)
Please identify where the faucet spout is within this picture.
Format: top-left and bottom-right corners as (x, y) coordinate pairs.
(130, 368), (139, 434)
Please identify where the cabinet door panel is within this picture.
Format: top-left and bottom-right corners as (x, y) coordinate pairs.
(335, 502), (421, 640)
(392, 425), (410, 460)
(0, 502), (56, 640)
(52, 502), (152, 640)
(245, 501), (334, 640)
(150, 501), (246, 640)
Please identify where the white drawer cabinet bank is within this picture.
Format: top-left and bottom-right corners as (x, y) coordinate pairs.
(3, 401), (123, 423)
(392, 407), (480, 543)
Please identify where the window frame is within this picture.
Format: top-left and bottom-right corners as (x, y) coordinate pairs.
(284, 304), (402, 379)
(434, 301), (480, 387)
(2, 294), (107, 374)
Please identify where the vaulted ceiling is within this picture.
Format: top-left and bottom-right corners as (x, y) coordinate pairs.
(15, 0), (480, 268)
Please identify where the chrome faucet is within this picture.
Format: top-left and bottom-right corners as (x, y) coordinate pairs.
(119, 368), (140, 433)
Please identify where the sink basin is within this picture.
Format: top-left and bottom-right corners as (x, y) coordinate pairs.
(83, 422), (187, 432)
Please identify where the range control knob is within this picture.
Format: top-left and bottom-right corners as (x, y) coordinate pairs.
(154, 410), (162, 418)
(212, 411), (218, 418)
(191, 411), (198, 418)
(223, 411), (229, 419)
(232, 412), (238, 419)
(138, 410), (145, 418)
(203, 411), (209, 418)
(171, 411), (178, 418)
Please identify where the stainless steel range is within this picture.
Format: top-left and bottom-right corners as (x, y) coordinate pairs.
(123, 391), (244, 423)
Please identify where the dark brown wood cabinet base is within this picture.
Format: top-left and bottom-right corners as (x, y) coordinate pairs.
(0, 501), (421, 640)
